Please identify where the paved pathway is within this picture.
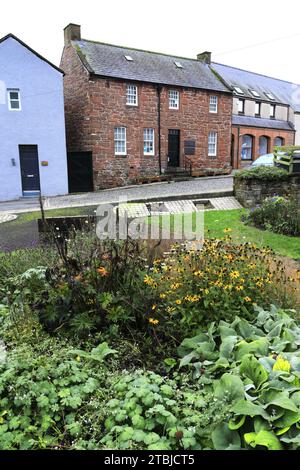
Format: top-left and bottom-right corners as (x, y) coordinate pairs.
(0, 176), (233, 214)
(0, 213), (17, 224)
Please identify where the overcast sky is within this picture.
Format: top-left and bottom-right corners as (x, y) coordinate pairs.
(1, 0), (300, 84)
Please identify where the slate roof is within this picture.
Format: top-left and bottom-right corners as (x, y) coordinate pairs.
(212, 62), (300, 113)
(232, 115), (295, 131)
(0, 33), (64, 74)
(72, 39), (231, 93)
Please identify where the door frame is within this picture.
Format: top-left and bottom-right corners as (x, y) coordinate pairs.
(19, 145), (41, 196)
(168, 129), (181, 167)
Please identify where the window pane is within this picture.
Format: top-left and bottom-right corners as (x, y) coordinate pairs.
(274, 137), (283, 147)
(144, 128), (154, 155)
(238, 99), (244, 113)
(9, 92), (19, 100)
(208, 132), (217, 156)
(169, 90), (179, 109)
(241, 135), (253, 160)
(259, 136), (268, 155)
(210, 96), (218, 112)
(10, 101), (20, 109)
(114, 127), (126, 154)
(126, 85), (137, 105)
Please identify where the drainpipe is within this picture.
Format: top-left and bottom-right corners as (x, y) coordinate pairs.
(156, 85), (162, 175)
(236, 126), (241, 169)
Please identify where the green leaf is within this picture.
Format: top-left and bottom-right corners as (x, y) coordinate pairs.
(235, 338), (269, 361)
(119, 427), (134, 442)
(131, 415), (145, 430)
(144, 432), (161, 445)
(264, 391), (299, 413)
(228, 415), (246, 430)
(214, 374), (245, 403)
(240, 354), (269, 388)
(244, 430), (283, 450)
(274, 410), (300, 429)
(212, 423), (241, 450)
(231, 400), (267, 418)
(220, 336), (238, 360)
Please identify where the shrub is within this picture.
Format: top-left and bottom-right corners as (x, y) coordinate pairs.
(144, 238), (298, 341)
(0, 338), (116, 450)
(244, 197), (300, 237)
(177, 305), (300, 450)
(234, 166), (288, 181)
(100, 370), (224, 451)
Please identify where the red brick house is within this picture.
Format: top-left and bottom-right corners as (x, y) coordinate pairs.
(61, 24), (233, 191)
(212, 62), (296, 169)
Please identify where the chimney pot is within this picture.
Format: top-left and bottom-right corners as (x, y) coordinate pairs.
(197, 51), (212, 65)
(64, 23), (81, 45)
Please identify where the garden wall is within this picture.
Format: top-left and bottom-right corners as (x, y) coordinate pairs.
(234, 174), (300, 208)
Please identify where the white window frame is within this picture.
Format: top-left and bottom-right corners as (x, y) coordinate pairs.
(208, 131), (217, 157)
(209, 95), (218, 113)
(169, 90), (179, 109)
(114, 127), (127, 156)
(143, 128), (155, 156)
(126, 85), (138, 106)
(7, 89), (21, 111)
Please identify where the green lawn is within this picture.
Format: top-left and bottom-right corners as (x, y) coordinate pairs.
(153, 209), (299, 260)
(205, 209), (300, 260)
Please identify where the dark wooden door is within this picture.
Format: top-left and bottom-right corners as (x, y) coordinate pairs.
(19, 145), (41, 193)
(168, 130), (180, 167)
(67, 152), (94, 193)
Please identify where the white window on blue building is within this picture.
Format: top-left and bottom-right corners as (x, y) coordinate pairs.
(8, 89), (21, 111)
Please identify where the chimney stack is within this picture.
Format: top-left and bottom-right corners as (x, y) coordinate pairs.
(64, 24), (81, 45)
(197, 51), (212, 65)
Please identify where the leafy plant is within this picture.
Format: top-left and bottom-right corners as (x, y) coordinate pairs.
(244, 196), (300, 237)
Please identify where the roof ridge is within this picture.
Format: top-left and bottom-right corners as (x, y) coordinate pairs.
(78, 38), (204, 64)
(212, 61), (300, 87)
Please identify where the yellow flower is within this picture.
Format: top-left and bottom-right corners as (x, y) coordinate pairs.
(171, 283), (181, 290)
(236, 286), (244, 291)
(160, 293), (166, 299)
(166, 307), (176, 314)
(230, 271), (240, 279)
(151, 304), (157, 311)
(144, 275), (155, 286)
(149, 318), (159, 325)
(175, 300), (182, 305)
(223, 228), (232, 234)
(273, 356), (291, 373)
(244, 296), (252, 302)
(97, 267), (108, 277)
(193, 271), (204, 278)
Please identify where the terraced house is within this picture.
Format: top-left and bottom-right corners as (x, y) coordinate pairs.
(61, 24), (233, 191)
(212, 61), (300, 168)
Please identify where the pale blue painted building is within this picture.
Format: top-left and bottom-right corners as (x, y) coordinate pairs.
(0, 34), (68, 201)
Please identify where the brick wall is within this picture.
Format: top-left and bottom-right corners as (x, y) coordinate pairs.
(232, 126), (295, 169)
(61, 44), (233, 190)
